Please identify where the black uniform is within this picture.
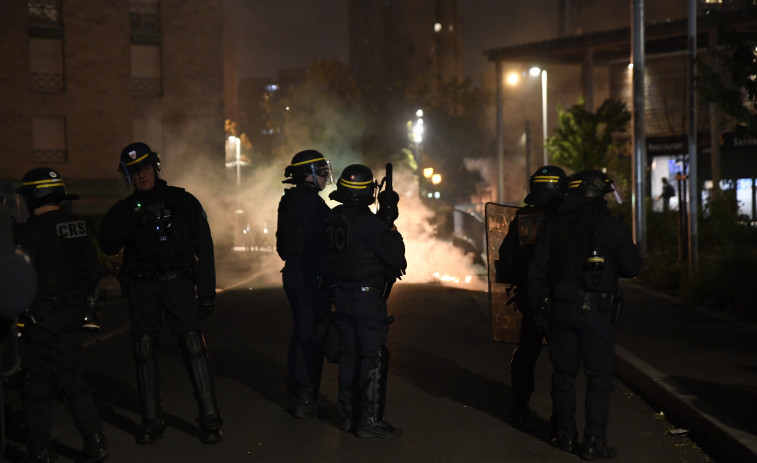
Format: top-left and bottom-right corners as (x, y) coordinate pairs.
(324, 204), (406, 436)
(497, 203), (555, 423)
(276, 183), (331, 416)
(99, 178), (221, 442)
(14, 209), (104, 457)
(527, 195), (641, 447)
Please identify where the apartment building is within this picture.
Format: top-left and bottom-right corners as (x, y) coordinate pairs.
(0, 0), (225, 213)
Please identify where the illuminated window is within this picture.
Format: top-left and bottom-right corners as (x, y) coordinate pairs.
(30, 37), (64, 92)
(32, 116), (67, 162)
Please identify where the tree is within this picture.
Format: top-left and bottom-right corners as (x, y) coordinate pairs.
(696, 3), (757, 135)
(545, 99), (631, 173)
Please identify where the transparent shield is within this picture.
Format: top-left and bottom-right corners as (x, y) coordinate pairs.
(485, 202), (520, 343)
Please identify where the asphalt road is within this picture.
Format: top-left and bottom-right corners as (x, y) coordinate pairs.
(1, 259), (714, 462)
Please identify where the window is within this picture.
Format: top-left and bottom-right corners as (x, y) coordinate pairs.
(28, 0), (61, 28)
(32, 116), (67, 162)
(30, 37), (64, 92)
(130, 0), (161, 39)
(131, 44), (162, 96)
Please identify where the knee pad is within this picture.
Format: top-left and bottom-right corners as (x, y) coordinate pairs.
(134, 335), (159, 364)
(179, 331), (207, 359)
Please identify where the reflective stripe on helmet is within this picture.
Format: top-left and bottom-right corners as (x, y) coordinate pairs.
(338, 177), (373, 190)
(22, 178), (65, 189)
(532, 175), (562, 183)
(290, 156), (325, 167)
(123, 153), (150, 167)
(568, 180), (582, 189)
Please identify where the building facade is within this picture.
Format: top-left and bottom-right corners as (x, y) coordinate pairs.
(349, 0), (463, 94)
(0, 0), (225, 213)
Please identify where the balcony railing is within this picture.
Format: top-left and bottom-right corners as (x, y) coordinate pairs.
(32, 149), (66, 162)
(28, 1), (61, 28)
(132, 77), (162, 96)
(30, 72), (64, 92)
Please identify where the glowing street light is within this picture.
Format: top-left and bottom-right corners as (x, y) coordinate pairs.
(431, 173), (442, 185)
(508, 67), (549, 166)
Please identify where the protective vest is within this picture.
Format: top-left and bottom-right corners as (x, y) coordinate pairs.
(324, 208), (388, 282)
(31, 214), (92, 300)
(125, 187), (195, 273)
(549, 206), (618, 298)
(276, 187), (306, 261)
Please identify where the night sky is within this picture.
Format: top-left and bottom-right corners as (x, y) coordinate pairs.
(225, 0), (511, 84)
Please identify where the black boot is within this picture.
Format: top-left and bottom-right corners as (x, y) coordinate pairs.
(550, 429), (578, 454)
(80, 432), (109, 462)
(133, 336), (165, 444)
(180, 331), (223, 444)
(337, 385), (359, 432)
(293, 384), (318, 418)
(25, 446), (56, 463)
(356, 346), (401, 439)
(580, 435), (617, 460)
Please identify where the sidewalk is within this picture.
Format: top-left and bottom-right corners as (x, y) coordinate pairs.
(615, 280), (757, 463)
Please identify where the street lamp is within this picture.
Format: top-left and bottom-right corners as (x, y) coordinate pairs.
(529, 67), (548, 166)
(508, 68), (549, 167)
(225, 135), (249, 250)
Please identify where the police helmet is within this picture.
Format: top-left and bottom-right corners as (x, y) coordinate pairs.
(567, 170), (615, 197)
(329, 164), (377, 206)
(118, 142), (160, 186)
(524, 165), (567, 206)
(16, 167), (79, 210)
(283, 149), (333, 190)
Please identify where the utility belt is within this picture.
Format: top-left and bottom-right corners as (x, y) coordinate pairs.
(24, 291), (84, 326)
(334, 281), (393, 300)
(550, 282), (623, 323)
(131, 268), (193, 282)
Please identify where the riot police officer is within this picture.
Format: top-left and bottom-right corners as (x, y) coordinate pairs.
(14, 168), (108, 463)
(497, 165), (566, 427)
(324, 164), (406, 439)
(99, 142), (222, 444)
(528, 170), (641, 460)
(276, 149), (333, 418)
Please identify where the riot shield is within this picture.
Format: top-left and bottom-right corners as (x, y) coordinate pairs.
(484, 202), (520, 342)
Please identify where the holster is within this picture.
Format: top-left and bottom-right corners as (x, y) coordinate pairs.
(611, 290), (624, 325)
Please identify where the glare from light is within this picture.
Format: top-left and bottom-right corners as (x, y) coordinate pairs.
(434, 191), (440, 199)
(506, 72), (519, 86)
(529, 66), (541, 77)
(423, 167), (434, 178)
(285, 106), (290, 111)
(416, 109), (424, 117)
(628, 63), (633, 70)
(431, 173), (442, 185)
(427, 192), (433, 198)
(434, 23), (442, 32)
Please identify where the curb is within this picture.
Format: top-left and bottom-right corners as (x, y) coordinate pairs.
(615, 344), (757, 463)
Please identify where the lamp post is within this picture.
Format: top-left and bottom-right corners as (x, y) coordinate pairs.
(529, 66), (548, 166)
(226, 135), (247, 249)
(413, 109), (424, 164)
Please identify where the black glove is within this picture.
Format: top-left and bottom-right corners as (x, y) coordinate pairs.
(198, 296), (216, 320)
(377, 190), (399, 225)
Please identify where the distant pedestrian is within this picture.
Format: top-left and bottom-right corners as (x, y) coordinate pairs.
(15, 168), (108, 463)
(276, 150), (334, 418)
(658, 177), (675, 213)
(324, 164), (406, 438)
(528, 170), (641, 460)
(497, 165), (566, 428)
(99, 142), (222, 444)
